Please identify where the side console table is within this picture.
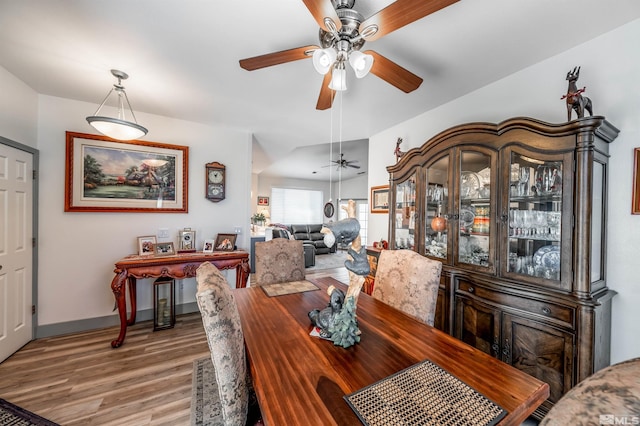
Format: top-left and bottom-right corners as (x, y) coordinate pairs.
(110, 250), (250, 348)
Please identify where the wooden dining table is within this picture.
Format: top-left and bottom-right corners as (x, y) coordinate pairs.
(233, 276), (549, 426)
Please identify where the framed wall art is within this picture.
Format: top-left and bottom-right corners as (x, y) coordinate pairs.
(371, 185), (390, 213)
(633, 148), (640, 214)
(257, 196), (269, 206)
(214, 233), (237, 251)
(137, 235), (157, 256)
(64, 131), (189, 213)
(154, 242), (175, 256)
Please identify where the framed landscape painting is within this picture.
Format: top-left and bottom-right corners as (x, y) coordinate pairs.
(64, 131), (189, 212)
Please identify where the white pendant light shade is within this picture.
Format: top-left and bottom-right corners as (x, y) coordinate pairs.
(312, 48), (337, 75)
(86, 69), (148, 141)
(87, 116), (147, 140)
(349, 51), (374, 78)
(329, 66), (347, 91)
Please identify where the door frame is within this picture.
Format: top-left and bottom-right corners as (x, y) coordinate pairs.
(0, 135), (39, 339)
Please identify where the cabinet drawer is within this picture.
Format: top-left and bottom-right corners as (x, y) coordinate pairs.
(456, 279), (574, 327)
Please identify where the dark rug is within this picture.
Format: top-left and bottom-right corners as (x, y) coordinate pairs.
(0, 398), (59, 426)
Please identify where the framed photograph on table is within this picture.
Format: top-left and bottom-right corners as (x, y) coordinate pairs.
(371, 185), (390, 213)
(137, 236), (156, 256)
(203, 239), (214, 253)
(178, 228), (196, 252)
(64, 131), (188, 213)
(154, 242), (175, 256)
(214, 233), (237, 251)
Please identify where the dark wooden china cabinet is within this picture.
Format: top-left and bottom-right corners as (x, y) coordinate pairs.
(386, 116), (619, 418)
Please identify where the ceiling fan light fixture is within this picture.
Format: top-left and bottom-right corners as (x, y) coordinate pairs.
(312, 48), (337, 74)
(86, 69), (148, 141)
(349, 50), (374, 78)
(329, 65), (347, 91)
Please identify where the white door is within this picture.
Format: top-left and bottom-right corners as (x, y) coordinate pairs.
(0, 143), (34, 362)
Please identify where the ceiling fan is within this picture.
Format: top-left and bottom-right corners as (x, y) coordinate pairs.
(323, 153), (361, 169)
(239, 0), (459, 110)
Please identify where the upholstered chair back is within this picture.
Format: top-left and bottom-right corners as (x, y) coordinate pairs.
(254, 238), (305, 286)
(195, 262), (248, 426)
(540, 357), (640, 425)
(372, 249), (442, 326)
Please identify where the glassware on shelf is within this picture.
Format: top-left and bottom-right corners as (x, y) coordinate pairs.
(534, 163), (562, 195)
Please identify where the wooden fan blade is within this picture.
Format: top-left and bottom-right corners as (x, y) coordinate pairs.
(347, 164), (361, 169)
(316, 72), (336, 110)
(301, 0), (341, 32)
(359, 0), (459, 42)
(239, 45), (319, 71)
(365, 50), (423, 93)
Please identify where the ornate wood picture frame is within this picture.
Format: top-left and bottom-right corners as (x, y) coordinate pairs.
(633, 148), (640, 214)
(371, 185), (390, 213)
(65, 131), (188, 212)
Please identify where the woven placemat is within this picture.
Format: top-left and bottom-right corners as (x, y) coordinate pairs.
(344, 359), (507, 426)
(261, 280), (319, 297)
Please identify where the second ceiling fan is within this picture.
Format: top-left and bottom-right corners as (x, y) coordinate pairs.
(239, 0), (458, 110)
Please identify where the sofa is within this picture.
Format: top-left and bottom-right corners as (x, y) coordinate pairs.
(271, 224), (336, 255)
(288, 224), (336, 254)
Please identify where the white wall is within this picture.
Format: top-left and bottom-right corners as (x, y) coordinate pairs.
(368, 19), (640, 363)
(0, 67), (38, 146)
(35, 95), (252, 326)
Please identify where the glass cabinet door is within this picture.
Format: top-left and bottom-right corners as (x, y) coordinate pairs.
(425, 155), (449, 260)
(457, 151), (492, 268)
(393, 172), (417, 250)
(506, 152), (563, 283)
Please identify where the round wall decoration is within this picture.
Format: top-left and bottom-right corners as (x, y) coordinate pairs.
(324, 202), (335, 218)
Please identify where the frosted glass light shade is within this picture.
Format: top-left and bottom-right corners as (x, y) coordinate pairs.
(329, 67), (347, 91)
(349, 51), (374, 78)
(87, 116), (147, 141)
(312, 48), (337, 75)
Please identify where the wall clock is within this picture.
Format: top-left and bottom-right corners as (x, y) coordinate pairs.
(205, 161), (225, 202)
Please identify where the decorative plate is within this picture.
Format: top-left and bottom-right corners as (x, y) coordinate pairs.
(460, 171), (481, 199)
(533, 245), (560, 271)
(459, 207), (475, 227)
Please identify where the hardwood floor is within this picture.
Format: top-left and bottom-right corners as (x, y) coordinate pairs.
(0, 267), (348, 425)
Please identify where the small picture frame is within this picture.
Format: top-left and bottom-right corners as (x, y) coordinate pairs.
(371, 185), (390, 213)
(178, 227), (196, 252)
(154, 242), (175, 256)
(214, 233), (237, 251)
(257, 196), (269, 206)
(633, 148), (640, 214)
(203, 239), (215, 253)
(137, 236), (157, 256)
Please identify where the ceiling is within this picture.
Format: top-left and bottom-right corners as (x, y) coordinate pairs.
(2, 1), (640, 181)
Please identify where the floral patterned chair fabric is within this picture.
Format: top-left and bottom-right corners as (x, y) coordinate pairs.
(254, 238), (305, 286)
(195, 262), (248, 426)
(540, 357), (640, 425)
(372, 249), (442, 326)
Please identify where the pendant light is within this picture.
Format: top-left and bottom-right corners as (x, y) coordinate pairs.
(86, 69), (148, 141)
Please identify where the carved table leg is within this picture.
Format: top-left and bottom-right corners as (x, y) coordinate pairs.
(126, 276), (137, 326)
(111, 271), (128, 348)
(237, 258), (250, 288)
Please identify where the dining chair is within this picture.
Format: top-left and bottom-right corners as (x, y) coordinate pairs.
(540, 357), (640, 425)
(254, 238), (305, 286)
(195, 261), (249, 425)
(372, 249), (442, 326)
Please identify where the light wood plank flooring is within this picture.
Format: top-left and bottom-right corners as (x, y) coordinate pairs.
(0, 267), (348, 425)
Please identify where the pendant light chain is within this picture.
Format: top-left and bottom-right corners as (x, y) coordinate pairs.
(338, 90), (343, 204)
